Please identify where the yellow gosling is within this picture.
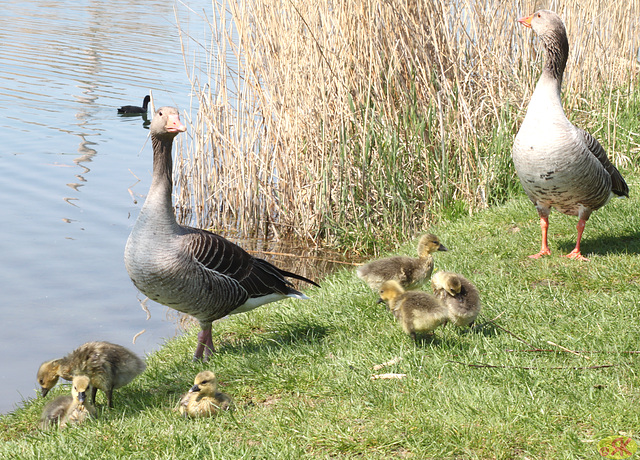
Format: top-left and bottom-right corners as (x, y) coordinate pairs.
(179, 371), (233, 418)
(39, 375), (95, 429)
(37, 341), (146, 408)
(357, 234), (448, 292)
(431, 271), (481, 328)
(378, 280), (448, 341)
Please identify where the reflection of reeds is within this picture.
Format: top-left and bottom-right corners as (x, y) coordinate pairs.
(174, 0), (639, 254)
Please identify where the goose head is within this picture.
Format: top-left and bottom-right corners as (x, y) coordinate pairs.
(37, 360), (62, 397)
(431, 271), (462, 297)
(71, 375), (91, 405)
(518, 10), (569, 80)
(417, 234), (448, 258)
(150, 107), (187, 140)
(189, 371), (219, 397)
(377, 280), (404, 307)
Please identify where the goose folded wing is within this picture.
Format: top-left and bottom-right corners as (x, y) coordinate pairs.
(183, 229), (304, 298)
(577, 127), (629, 197)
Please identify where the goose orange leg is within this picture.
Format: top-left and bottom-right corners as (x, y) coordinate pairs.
(564, 218), (589, 261)
(529, 215), (551, 259)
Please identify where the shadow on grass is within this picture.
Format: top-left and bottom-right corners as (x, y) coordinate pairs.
(557, 230), (640, 257)
(215, 322), (331, 356)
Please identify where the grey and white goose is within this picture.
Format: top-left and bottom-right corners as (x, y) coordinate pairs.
(513, 10), (628, 261)
(124, 107), (319, 360)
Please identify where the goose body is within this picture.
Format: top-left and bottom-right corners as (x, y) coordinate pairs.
(179, 370), (233, 418)
(37, 341), (146, 408)
(39, 375), (95, 429)
(118, 95), (151, 114)
(431, 271), (481, 328)
(378, 280), (448, 341)
(357, 234), (447, 291)
(513, 10), (628, 260)
(124, 107), (319, 360)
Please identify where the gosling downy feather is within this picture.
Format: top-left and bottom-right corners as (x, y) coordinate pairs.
(179, 370), (233, 418)
(124, 107), (319, 360)
(357, 234), (448, 291)
(431, 271), (481, 328)
(37, 341), (146, 408)
(513, 10), (628, 261)
(39, 375), (95, 429)
(377, 280), (449, 341)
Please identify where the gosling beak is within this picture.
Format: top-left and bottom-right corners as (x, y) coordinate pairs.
(377, 298), (385, 305)
(40, 387), (50, 397)
(518, 14), (533, 28)
(438, 244), (448, 252)
(77, 392), (86, 404)
(189, 384), (201, 393)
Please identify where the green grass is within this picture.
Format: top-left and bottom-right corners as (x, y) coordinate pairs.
(2, 178), (639, 459)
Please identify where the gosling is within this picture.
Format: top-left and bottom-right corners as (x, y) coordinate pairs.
(39, 375), (95, 429)
(377, 280), (449, 341)
(431, 271), (481, 328)
(37, 341), (146, 408)
(357, 234), (448, 292)
(179, 370), (233, 418)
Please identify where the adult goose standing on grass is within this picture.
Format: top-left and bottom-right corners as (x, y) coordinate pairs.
(513, 10), (628, 261)
(118, 95), (151, 114)
(124, 107), (320, 361)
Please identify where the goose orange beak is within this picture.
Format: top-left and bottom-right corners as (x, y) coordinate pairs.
(518, 14), (533, 28)
(166, 114), (187, 133)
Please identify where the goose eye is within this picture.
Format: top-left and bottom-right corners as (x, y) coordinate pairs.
(158, 110), (163, 116)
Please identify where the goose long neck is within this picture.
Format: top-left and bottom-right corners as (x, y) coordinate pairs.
(149, 135), (175, 206)
(540, 27), (569, 84)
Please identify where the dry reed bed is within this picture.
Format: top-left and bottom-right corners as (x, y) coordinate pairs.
(173, 0), (639, 254)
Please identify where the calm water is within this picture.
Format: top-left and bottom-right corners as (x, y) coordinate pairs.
(0, 0), (348, 414)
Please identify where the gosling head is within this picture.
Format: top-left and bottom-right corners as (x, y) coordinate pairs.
(377, 280), (405, 306)
(431, 271), (462, 297)
(71, 375), (91, 405)
(417, 234), (448, 258)
(37, 360), (62, 397)
(189, 371), (219, 397)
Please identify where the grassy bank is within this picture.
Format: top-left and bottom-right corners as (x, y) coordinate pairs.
(174, 0), (639, 253)
(2, 177), (638, 458)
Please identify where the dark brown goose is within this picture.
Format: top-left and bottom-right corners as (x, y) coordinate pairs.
(513, 10), (628, 261)
(118, 95), (151, 114)
(124, 107), (319, 360)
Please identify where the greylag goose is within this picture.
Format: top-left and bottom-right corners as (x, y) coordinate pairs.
(357, 234), (448, 291)
(431, 271), (481, 328)
(118, 95), (151, 114)
(124, 107), (320, 360)
(39, 375), (95, 429)
(513, 10), (628, 261)
(179, 370), (233, 418)
(37, 341), (146, 408)
(377, 280), (449, 341)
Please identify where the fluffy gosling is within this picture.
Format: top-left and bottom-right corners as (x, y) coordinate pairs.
(357, 234), (448, 292)
(179, 371), (233, 418)
(431, 271), (481, 328)
(378, 280), (449, 341)
(37, 341), (146, 408)
(39, 375), (95, 429)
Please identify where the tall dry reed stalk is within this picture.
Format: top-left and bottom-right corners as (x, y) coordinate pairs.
(173, 0), (639, 254)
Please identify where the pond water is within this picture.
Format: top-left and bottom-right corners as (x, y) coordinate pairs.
(0, 0), (350, 414)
